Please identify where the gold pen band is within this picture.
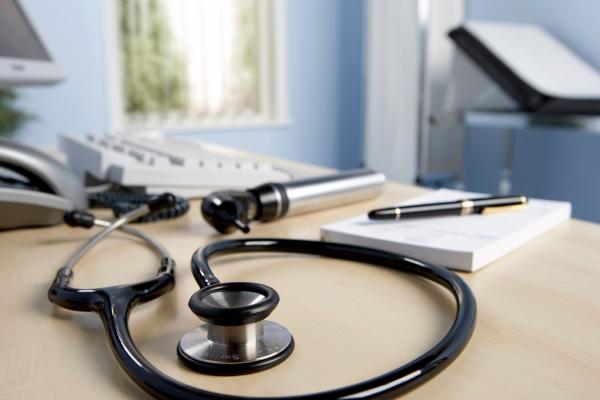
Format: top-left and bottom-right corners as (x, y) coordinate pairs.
(460, 200), (474, 216)
(395, 208), (401, 220)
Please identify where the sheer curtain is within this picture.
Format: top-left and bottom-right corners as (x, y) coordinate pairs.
(119, 0), (260, 123)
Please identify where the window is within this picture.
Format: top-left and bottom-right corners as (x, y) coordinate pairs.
(106, 0), (287, 131)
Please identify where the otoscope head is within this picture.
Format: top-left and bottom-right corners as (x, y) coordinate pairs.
(201, 191), (257, 234)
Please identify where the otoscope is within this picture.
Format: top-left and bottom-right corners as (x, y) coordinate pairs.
(201, 169), (385, 233)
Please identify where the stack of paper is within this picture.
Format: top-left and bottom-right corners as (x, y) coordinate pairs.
(320, 189), (571, 272)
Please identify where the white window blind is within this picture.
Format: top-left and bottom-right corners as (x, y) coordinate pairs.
(112, 0), (284, 130)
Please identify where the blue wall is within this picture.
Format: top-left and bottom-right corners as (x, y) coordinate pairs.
(465, 0), (600, 222)
(15, 0), (109, 144)
(13, 0), (365, 170)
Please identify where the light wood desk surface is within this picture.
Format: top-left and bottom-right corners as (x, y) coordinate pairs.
(1, 158), (599, 399)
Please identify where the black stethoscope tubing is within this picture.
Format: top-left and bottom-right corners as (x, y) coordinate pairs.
(192, 239), (477, 398)
(49, 207), (476, 399)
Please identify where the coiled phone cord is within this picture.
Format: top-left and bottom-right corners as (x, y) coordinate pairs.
(88, 191), (189, 223)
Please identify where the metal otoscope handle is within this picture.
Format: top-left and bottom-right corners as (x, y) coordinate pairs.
(201, 169), (386, 234)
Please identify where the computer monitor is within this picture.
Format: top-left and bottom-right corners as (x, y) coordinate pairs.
(0, 0), (63, 87)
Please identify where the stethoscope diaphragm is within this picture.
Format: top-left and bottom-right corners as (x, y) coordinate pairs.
(177, 282), (294, 374)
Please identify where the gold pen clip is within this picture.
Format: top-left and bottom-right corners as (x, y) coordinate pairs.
(480, 203), (527, 215)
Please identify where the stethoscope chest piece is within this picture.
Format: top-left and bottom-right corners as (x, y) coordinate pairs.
(177, 282), (294, 375)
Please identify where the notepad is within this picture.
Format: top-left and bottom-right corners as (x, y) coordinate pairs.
(320, 189), (571, 272)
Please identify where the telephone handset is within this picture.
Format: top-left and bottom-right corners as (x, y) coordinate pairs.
(0, 139), (87, 229)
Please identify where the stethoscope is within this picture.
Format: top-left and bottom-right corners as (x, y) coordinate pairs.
(48, 193), (477, 399)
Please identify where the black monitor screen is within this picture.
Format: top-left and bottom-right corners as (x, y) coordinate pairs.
(0, 0), (50, 61)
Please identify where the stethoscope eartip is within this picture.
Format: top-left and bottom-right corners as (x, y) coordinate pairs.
(177, 282), (294, 374)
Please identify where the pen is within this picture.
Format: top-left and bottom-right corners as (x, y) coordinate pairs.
(367, 195), (528, 220)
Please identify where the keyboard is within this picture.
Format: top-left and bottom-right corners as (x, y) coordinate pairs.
(59, 133), (292, 198)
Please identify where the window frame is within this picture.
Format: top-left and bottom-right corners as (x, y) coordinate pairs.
(104, 0), (289, 133)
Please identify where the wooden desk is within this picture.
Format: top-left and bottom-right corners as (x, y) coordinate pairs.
(1, 162), (599, 399)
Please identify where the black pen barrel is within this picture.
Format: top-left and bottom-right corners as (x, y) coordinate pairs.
(369, 202), (463, 220)
(368, 195), (528, 220)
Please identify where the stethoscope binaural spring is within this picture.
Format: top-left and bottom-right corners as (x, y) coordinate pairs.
(48, 193), (477, 399)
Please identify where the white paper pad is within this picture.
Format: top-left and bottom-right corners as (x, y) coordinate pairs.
(320, 189), (571, 272)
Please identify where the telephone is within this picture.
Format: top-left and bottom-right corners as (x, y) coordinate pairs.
(0, 139), (87, 229)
